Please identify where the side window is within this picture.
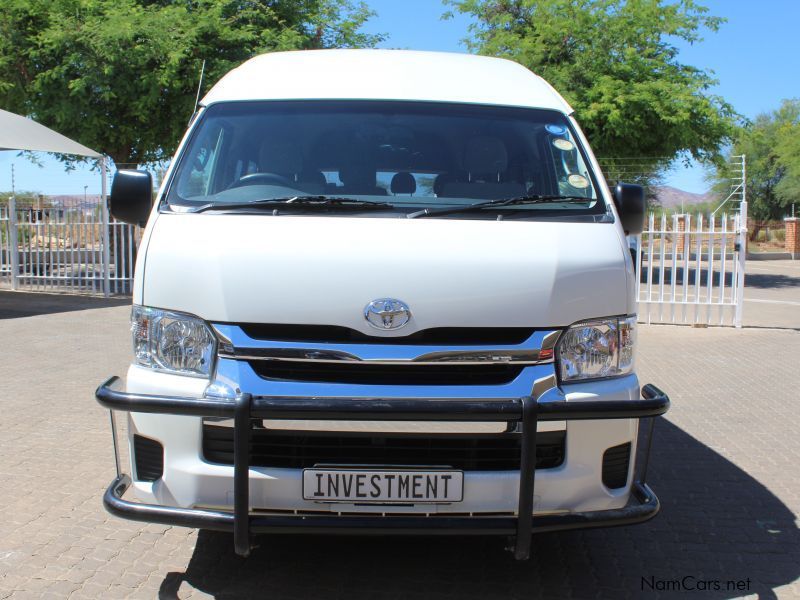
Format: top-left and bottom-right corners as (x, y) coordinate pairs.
(176, 125), (225, 199)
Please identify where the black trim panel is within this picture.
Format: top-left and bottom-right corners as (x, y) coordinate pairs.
(202, 425), (566, 471)
(239, 324), (536, 345)
(249, 360), (525, 386)
(602, 442), (632, 489)
(133, 435), (163, 482)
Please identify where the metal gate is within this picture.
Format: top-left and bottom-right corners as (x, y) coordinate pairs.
(0, 197), (137, 296)
(635, 205), (747, 327)
(0, 204), (12, 286)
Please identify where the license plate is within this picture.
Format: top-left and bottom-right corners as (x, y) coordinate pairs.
(303, 468), (463, 503)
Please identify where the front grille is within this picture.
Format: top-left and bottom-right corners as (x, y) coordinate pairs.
(133, 434), (164, 482)
(602, 442), (632, 489)
(249, 361), (524, 385)
(202, 425), (565, 471)
(239, 324), (535, 345)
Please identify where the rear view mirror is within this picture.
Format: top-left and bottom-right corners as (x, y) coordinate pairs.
(110, 170), (153, 226)
(612, 183), (646, 235)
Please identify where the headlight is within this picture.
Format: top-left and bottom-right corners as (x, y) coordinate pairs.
(131, 305), (216, 377)
(557, 316), (636, 382)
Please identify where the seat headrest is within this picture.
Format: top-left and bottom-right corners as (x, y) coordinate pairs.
(433, 173), (457, 195)
(391, 172), (416, 194)
(339, 164), (375, 186)
(464, 136), (508, 175)
(258, 142), (303, 176)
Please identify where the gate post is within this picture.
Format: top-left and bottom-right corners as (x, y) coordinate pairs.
(734, 200), (747, 328)
(100, 156), (111, 298)
(675, 214), (686, 259)
(8, 195), (19, 291)
(786, 217), (798, 260)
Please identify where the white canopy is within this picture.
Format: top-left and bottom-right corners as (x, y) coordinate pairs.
(0, 108), (100, 157)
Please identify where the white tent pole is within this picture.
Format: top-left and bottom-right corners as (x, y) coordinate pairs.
(9, 164), (19, 290)
(101, 156), (110, 297)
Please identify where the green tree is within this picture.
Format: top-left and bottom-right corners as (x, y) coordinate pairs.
(711, 99), (800, 221)
(0, 0), (381, 167)
(773, 102), (800, 210)
(445, 0), (738, 187)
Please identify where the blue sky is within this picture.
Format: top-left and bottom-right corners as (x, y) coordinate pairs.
(2, 0), (798, 195)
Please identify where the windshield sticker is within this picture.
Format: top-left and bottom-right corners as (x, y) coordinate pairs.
(545, 124), (567, 135)
(552, 138), (574, 152)
(568, 174), (590, 189)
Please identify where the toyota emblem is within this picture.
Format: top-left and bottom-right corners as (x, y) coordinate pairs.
(364, 298), (411, 330)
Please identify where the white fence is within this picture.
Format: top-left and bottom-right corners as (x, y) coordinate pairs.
(635, 207), (747, 327)
(0, 198), (138, 296)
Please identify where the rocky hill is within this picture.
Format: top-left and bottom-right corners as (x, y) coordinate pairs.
(653, 186), (717, 209)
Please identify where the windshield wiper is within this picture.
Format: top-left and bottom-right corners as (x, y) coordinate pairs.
(406, 195), (595, 219)
(187, 196), (394, 214)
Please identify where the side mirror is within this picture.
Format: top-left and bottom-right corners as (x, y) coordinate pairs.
(110, 170), (153, 226)
(612, 183), (646, 235)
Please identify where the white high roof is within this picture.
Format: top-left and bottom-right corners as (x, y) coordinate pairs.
(202, 49), (572, 113)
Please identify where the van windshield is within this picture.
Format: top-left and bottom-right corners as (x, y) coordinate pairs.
(166, 101), (605, 218)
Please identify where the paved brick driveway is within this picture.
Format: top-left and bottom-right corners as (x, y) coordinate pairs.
(0, 291), (798, 599)
(742, 259), (800, 329)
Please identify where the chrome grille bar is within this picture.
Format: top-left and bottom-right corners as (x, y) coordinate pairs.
(212, 324), (561, 365)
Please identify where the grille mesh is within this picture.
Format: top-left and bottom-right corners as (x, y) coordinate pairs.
(602, 442), (631, 489)
(133, 434), (164, 482)
(203, 424), (565, 471)
(249, 361), (524, 385)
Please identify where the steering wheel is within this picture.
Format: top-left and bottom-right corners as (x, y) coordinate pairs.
(231, 172), (294, 188)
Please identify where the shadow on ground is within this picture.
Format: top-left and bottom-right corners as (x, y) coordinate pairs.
(742, 272), (800, 290)
(0, 290), (129, 319)
(157, 419), (799, 599)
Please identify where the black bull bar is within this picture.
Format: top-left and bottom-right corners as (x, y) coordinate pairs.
(96, 375), (669, 560)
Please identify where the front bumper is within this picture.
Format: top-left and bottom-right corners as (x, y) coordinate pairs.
(95, 376), (669, 560)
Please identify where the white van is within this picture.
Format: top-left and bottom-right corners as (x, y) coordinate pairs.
(97, 50), (669, 560)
